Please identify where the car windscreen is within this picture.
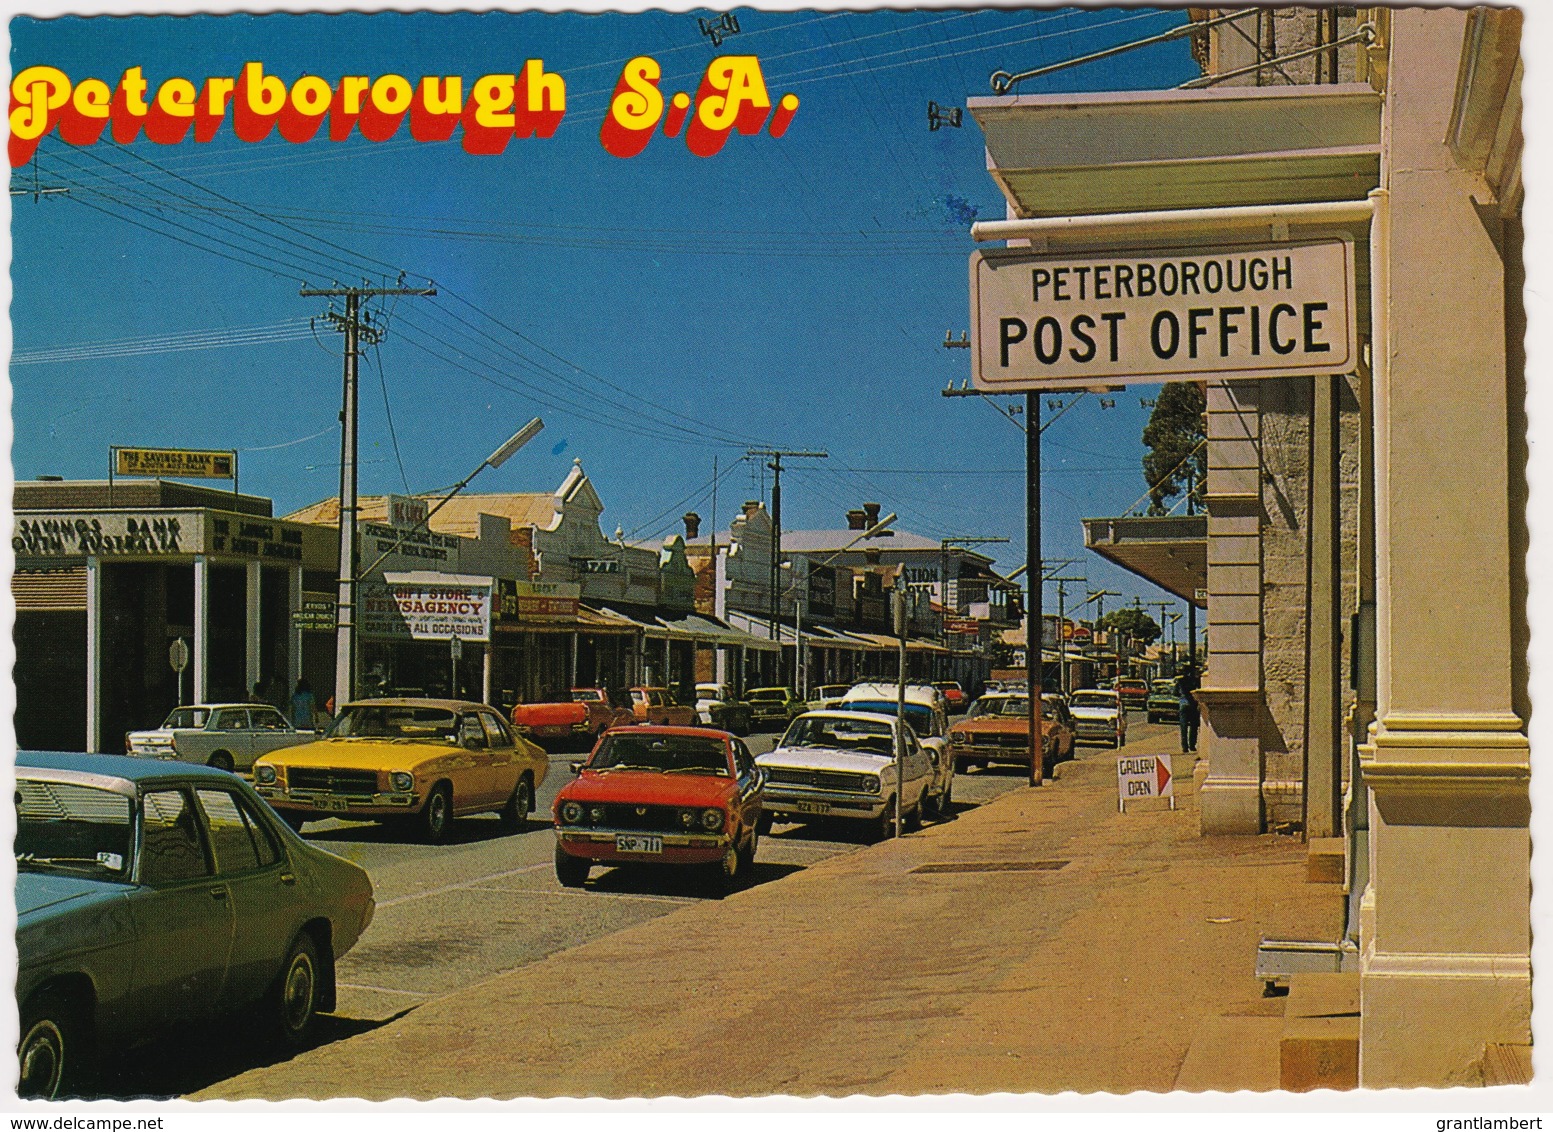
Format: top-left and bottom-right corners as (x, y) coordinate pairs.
(162, 708), (210, 729)
(1071, 693), (1116, 709)
(16, 779), (133, 881)
(571, 690), (602, 702)
(779, 717), (895, 756)
(845, 702), (935, 737)
(966, 697), (1028, 718)
(327, 705), (460, 742)
(589, 734), (729, 774)
(747, 690), (786, 702)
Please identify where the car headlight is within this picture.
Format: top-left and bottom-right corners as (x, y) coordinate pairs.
(950, 732), (967, 745)
(701, 808), (725, 832)
(589, 806), (606, 823)
(864, 775), (882, 794)
(254, 765), (277, 785)
(390, 772), (415, 793)
(680, 809), (697, 828)
(560, 800), (584, 823)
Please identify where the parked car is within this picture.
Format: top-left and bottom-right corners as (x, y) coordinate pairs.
(946, 692), (1070, 777)
(746, 687), (805, 731)
(756, 710), (933, 840)
(16, 752), (375, 1099)
(552, 727), (764, 893)
(841, 683), (956, 817)
(1146, 679), (1181, 724)
(512, 688), (634, 749)
(1069, 688), (1129, 748)
(253, 698), (549, 843)
(125, 703), (317, 774)
(628, 686), (698, 727)
(694, 683), (753, 735)
(932, 681), (968, 713)
(805, 684), (852, 712)
(1116, 677), (1150, 712)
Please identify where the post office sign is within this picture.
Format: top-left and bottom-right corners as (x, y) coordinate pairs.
(970, 237), (1357, 389)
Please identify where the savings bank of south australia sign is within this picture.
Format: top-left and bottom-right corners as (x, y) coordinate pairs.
(970, 237), (1357, 389)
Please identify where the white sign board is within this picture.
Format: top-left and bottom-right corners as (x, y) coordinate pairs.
(361, 572), (492, 642)
(971, 238), (1357, 389)
(1117, 753), (1174, 810)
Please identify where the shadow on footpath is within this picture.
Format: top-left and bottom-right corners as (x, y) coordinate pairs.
(75, 1009), (412, 1100)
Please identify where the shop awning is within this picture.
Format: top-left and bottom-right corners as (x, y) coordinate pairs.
(1082, 515), (1207, 608)
(652, 612), (771, 650)
(718, 611), (786, 652)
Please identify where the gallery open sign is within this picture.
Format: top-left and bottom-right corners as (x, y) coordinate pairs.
(970, 237), (1356, 389)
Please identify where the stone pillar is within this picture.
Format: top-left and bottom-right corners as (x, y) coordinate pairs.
(245, 559), (262, 695)
(1198, 379), (1264, 834)
(1359, 7), (1530, 1086)
(193, 554), (209, 705)
(288, 566), (304, 688)
(84, 556), (101, 754)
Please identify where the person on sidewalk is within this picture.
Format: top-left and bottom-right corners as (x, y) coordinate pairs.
(1175, 664), (1200, 753)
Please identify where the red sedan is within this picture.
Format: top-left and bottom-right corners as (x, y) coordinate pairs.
(552, 727), (765, 893)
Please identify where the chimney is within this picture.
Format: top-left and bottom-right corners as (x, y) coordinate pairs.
(846, 508), (868, 530)
(864, 547), (881, 566)
(863, 502), (881, 527)
(683, 512), (701, 539)
(742, 500), (761, 518)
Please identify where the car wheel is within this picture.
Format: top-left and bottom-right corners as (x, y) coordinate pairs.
(873, 803), (895, 843)
(706, 840), (742, 895)
(555, 845), (590, 888)
(499, 776), (533, 832)
(270, 932), (323, 1050)
(18, 990), (88, 1100)
(419, 782), (453, 844)
(739, 825), (758, 872)
(906, 789), (927, 832)
(208, 751), (235, 773)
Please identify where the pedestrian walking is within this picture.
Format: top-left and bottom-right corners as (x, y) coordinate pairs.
(291, 677), (316, 731)
(1176, 663), (1201, 754)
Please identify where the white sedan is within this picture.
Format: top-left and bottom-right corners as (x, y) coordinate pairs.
(755, 710), (934, 840)
(125, 703), (317, 773)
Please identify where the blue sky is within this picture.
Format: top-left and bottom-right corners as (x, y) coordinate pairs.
(10, 6), (1200, 623)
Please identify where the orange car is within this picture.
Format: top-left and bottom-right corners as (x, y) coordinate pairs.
(628, 686), (697, 727)
(948, 692), (1073, 777)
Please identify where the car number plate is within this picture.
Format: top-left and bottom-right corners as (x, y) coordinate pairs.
(315, 797), (349, 812)
(616, 834), (663, 854)
(793, 800), (830, 815)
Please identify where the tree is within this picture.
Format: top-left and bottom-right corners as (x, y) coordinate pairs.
(1141, 381), (1207, 515)
(1096, 608), (1162, 648)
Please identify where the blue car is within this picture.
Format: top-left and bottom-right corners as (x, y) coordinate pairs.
(16, 752), (375, 1099)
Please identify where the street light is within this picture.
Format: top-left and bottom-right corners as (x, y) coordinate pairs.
(782, 512), (896, 700)
(336, 417), (544, 709)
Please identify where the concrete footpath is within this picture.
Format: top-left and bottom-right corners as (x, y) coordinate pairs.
(197, 729), (1341, 1100)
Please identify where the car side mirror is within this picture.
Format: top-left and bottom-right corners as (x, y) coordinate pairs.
(928, 749), (939, 767)
(570, 761), (584, 775)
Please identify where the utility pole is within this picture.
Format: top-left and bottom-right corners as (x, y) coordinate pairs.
(746, 447), (827, 684)
(1026, 392), (1042, 786)
(1049, 575), (1086, 696)
(303, 282), (436, 712)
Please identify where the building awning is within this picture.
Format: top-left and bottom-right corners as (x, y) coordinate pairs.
(720, 611), (786, 652)
(652, 612), (770, 649)
(968, 84), (1381, 223)
(1082, 514), (1207, 607)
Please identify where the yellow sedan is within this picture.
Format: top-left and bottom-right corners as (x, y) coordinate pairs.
(254, 698), (548, 843)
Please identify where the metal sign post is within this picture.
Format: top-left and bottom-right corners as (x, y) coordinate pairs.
(169, 637), (190, 706)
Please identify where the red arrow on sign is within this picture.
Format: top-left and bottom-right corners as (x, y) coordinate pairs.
(1156, 757), (1172, 794)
